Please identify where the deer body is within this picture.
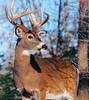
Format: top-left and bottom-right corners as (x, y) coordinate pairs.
(5, 0), (77, 99)
(14, 38), (77, 100)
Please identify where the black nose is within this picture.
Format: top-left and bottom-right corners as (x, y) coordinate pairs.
(42, 44), (47, 49)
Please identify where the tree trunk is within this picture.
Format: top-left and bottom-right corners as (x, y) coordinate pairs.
(78, 89), (89, 100)
(56, 0), (62, 53)
(78, 40), (88, 72)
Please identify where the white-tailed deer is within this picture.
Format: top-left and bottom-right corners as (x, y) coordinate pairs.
(5, 0), (78, 100)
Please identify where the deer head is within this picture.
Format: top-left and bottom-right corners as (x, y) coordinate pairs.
(5, 0), (49, 36)
(5, 0), (50, 56)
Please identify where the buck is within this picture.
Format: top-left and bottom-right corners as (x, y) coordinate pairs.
(5, 0), (78, 100)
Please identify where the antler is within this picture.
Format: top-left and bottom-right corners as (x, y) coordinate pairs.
(5, 0), (49, 33)
(5, 0), (34, 25)
(29, 0), (49, 32)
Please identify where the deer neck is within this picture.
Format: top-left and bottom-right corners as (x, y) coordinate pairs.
(15, 40), (31, 65)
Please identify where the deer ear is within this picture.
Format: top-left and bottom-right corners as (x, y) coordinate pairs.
(37, 31), (46, 38)
(15, 27), (25, 38)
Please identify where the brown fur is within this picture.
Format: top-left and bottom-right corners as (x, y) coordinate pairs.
(14, 36), (77, 100)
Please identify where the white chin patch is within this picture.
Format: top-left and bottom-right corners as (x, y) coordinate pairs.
(36, 42), (45, 49)
(46, 90), (73, 100)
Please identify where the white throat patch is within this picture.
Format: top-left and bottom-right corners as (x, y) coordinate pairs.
(22, 49), (40, 56)
(22, 50), (30, 56)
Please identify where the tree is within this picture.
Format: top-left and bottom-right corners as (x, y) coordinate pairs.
(57, 0), (79, 57)
(77, 0), (89, 99)
(79, 0), (89, 39)
(78, 0), (89, 73)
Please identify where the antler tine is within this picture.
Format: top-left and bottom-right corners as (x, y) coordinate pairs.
(29, 0), (49, 31)
(39, 12), (49, 26)
(40, 0), (44, 22)
(38, 0), (49, 27)
(30, 11), (38, 26)
(29, 0), (49, 32)
(10, 0), (14, 18)
(29, 0), (39, 29)
(5, 5), (16, 25)
(9, 0), (33, 21)
(12, 8), (30, 20)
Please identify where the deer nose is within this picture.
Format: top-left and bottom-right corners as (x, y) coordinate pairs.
(36, 43), (47, 51)
(42, 44), (47, 49)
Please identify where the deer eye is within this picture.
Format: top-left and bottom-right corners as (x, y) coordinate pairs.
(27, 34), (34, 40)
